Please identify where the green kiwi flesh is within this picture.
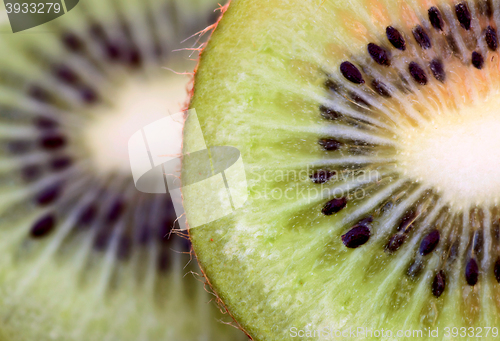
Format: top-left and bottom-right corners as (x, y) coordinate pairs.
(0, 0), (247, 340)
(186, 0), (500, 340)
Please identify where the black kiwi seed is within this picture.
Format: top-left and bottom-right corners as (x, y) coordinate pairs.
(465, 257), (479, 285)
(412, 25), (432, 49)
(408, 62), (428, 85)
(310, 170), (335, 184)
(367, 43), (390, 66)
(106, 42), (122, 62)
(429, 59), (446, 82)
(432, 270), (446, 297)
(21, 164), (42, 182)
(428, 7), (444, 31)
(77, 204), (98, 227)
(54, 64), (79, 84)
(494, 258), (500, 282)
(127, 48), (142, 68)
(397, 210), (416, 231)
(455, 3), (471, 30)
(371, 79), (391, 98)
(340, 61), (365, 84)
(319, 138), (343, 151)
(103, 42), (122, 60)
(322, 197), (348, 215)
(35, 183), (62, 206)
(472, 51), (484, 69)
(386, 233), (407, 252)
(30, 213), (56, 238)
(485, 26), (498, 51)
(106, 198), (125, 223)
(319, 105), (342, 120)
(61, 31), (84, 52)
(386, 26), (406, 51)
(49, 156), (73, 171)
(342, 224), (371, 248)
(34, 116), (58, 130)
(28, 85), (52, 103)
(78, 85), (100, 104)
(419, 229), (440, 255)
(39, 134), (67, 151)
(89, 23), (121, 61)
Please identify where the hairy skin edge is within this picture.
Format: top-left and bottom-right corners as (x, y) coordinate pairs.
(177, 1), (253, 339)
(183, 2), (231, 111)
(194, 247), (253, 340)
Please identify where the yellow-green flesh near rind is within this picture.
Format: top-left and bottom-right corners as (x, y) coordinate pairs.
(186, 0), (500, 340)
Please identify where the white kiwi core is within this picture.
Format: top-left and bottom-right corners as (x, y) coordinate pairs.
(83, 74), (189, 175)
(399, 93), (500, 208)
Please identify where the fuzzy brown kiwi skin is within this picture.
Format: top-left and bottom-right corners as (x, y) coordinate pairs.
(187, 239), (253, 340)
(184, 0), (253, 339)
(190, 247), (253, 340)
(186, 2), (229, 103)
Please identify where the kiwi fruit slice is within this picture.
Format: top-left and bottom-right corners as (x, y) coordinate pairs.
(0, 0), (247, 340)
(186, 0), (500, 339)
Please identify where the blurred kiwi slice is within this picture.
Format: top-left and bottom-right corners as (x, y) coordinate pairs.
(186, 0), (500, 339)
(0, 0), (247, 340)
